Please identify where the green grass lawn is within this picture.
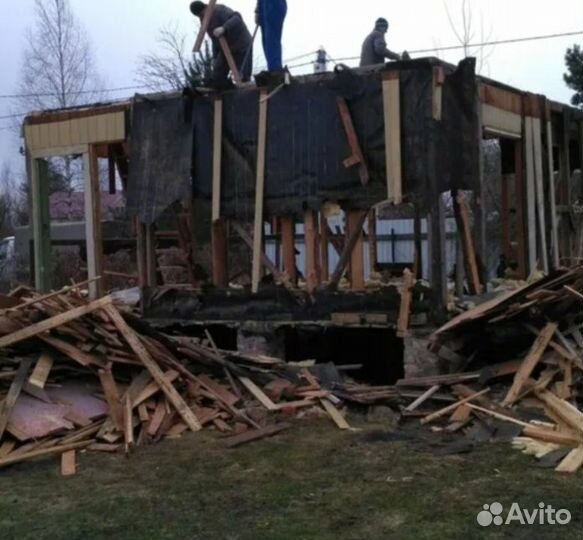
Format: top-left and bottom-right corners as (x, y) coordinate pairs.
(0, 417), (581, 540)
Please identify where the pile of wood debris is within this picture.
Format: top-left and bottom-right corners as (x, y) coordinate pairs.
(0, 281), (386, 475)
(397, 266), (583, 473)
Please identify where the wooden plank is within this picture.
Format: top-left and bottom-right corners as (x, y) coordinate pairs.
(192, 0), (217, 52)
(131, 370), (179, 409)
(31, 158), (52, 292)
(98, 367), (124, 432)
(224, 423), (290, 448)
(524, 117), (538, 273)
(8, 278), (100, 312)
(564, 285), (583, 302)
(218, 36), (242, 85)
(320, 398), (350, 429)
(532, 117), (549, 273)
(238, 377), (277, 411)
(546, 108), (560, 268)
(383, 74), (402, 204)
(502, 323), (557, 406)
(367, 210), (377, 274)
(0, 359), (32, 439)
(514, 139), (528, 278)
(251, 91), (268, 294)
(124, 394), (134, 452)
(0, 441), (16, 457)
(0, 296), (112, 349)
(0, 440), (93, 469)
(212, 97), (223, 221)
(320, 214), (329, 282)
(337, 97), (369, 185)
(555, 446), (583, 473)
(212, 218), (228, 288)
(304, 209), (320, 292)
(397, 268), (415, 337)
(346, 210), (365, 290)
(453, 191), (483, 295)
(280, 217), (296, 283)
(420, 388), (491, 425)
(103, 305), (202, 432)
(432, 66), (444, 121)
(61, 450), (77, 476)
(535, 390), (583, 435)
(404, 385), (441, 412)
(28, 353), (53, 389)
(40, 335), (105, 368)
(83, 146), (104, 299)
(231, 221), (282, 281)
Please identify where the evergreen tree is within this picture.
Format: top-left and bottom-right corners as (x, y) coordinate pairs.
(564, 44), (583, 107)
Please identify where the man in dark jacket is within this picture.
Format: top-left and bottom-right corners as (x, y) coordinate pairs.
(360, 18), (403, 67)
(190, 1), (253, 85)
(255, 0), (287, 72)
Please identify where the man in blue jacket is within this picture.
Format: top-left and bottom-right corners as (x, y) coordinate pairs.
(256, 0), (288, 72)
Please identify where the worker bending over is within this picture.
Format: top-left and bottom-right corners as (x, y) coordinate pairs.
(190, 1), (253, 85)
(360, 18), (407, 67)
(255, 0), (288, 72)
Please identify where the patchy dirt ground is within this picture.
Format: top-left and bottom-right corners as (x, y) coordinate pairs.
(0, 417), (581, 540)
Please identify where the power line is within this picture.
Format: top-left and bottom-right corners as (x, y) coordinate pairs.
(287, 29), (583, 69)
(0, 84), (148, 100)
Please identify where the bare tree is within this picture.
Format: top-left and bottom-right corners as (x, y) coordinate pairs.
(15, 0), (103, 190)
(137, 23), (214, 92)
(443, 0), (494, 74)
(0, 163), (19, 237)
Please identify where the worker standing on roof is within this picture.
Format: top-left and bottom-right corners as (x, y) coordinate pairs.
(255, 0), (287, 72)
(360, 18), (407, 67)
(190, 1), (253, 85)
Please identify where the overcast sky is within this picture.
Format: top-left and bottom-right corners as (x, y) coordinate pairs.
(0, 0), (582, 172)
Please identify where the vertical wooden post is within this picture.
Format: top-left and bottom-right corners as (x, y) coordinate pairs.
(473, 110), (487, 285)
(559, 110), (572, 261)
(272, 218), (281, 270)
(514, 139), (527, 279)
(211, 97), (228, 287)
(31, 158), (51, 292)
(145, 224), (157, 287)
(501, 175), (511, 260)
(429, 195), (447, 320)
(107, 146), (116, 195)
(252, 91), (268, 294)
(383, 72), (403, 204)
(304, 209), (320, 292)
(368, 209), (377, 276)
(413, 204), (423, 279)
(319, 214), (329, 282)
(136, 219), (147, 288)
(281, 217), (296, 283)
(532, 117), (549, 273)
(524, 117), (537, 273)
(83, 146), (104, 299)
(346, 210), (365, 290)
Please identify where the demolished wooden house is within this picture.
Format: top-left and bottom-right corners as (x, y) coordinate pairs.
(21, 57), (583, 375)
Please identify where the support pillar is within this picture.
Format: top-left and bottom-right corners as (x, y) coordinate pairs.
(31, 158), (51, 292)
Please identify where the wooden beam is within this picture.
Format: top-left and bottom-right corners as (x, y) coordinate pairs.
(304, 209), (320, 292)
(319, 214), (329, 282)
(453, 190), (483, 295)
(405, 385), (441, 412)
(383, 71), (403, 204)
(144, 223), (157, 287)
(212, 217), (228, 287)
(28, 353), (53, 389)
(31, 158), (51, 292)
(329, 209), (369, 289)
(429, 195), (447, 320)
(251, 91), (268, 293)
(218, 36), (243, 85)
(107, 146), (116, 195)
(420, 388), (491, 425)
(104, 305), (202, 432)
(0, 295), (112, 349)
(280, 217), (296, 283)
(83, 146), (104, 299)
(524, 117), (538, 273)
(532, 117), (549, 273)
(347, 210), (365, 290)
(212, 97), (223, 222)
(232, 220), (282, 281)
(98, 367), (124, 431)
(397, 268), (415, 337)
(502, 323), (557, 406)
(514, 139), (528, 279)
(192, 0), (217, 52)
(0, 359), (32, 439)
(545, 104), (560, 269)
(337, 97), (369, 185)
(432, 66), (444, 121)
(383, 72), (402, 204)
(367, 210), (378, 274)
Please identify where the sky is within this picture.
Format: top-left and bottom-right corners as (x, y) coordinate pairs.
(0, 0), (582, 173)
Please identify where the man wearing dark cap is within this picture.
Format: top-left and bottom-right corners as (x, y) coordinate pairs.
(190, 1), (253, 85)
(360, 18), (404, 67)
